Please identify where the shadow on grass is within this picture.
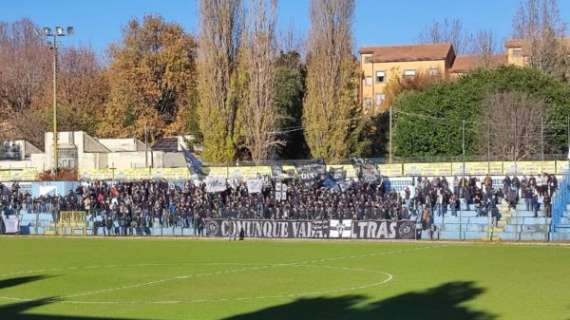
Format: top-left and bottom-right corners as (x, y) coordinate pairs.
(0, 275), (150, 320)
(222, 281), (496, 320)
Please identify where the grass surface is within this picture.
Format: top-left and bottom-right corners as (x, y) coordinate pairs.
(0, 237), (568, 320)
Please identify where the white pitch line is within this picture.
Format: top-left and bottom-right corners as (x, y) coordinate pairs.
(62, 245), (435, 299)
(0, 245), (442, 304)
(0, 265), (394, 305)
(0, 262), (261, 280)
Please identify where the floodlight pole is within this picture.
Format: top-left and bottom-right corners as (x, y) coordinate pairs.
(52, 33), (58, 174)
(42, 26), (73, 174)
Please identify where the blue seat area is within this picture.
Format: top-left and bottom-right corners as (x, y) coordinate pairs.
(551, 232), (570, 241)
(553, 225), (570, 233)
(510, 217), (551, 225)
(514, 210), (538, 217)
(436, 231), (487, 240)
(17, 212), (54, 235)
(519, 232), (549, 241)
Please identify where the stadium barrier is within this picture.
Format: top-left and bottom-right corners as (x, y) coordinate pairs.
(5, 211), (556, 242)
(203, 219), (417, 240)
(75, 160), (570, 180)
(1, 160), (569, 182)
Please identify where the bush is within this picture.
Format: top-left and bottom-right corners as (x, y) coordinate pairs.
(38, 168), (78, 181)
(392, 65), (570, 158)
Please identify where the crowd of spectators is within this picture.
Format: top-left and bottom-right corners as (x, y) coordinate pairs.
(0, 172), (559, 235)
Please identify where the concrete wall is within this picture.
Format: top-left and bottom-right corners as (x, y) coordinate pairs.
(81, 133), (111, 153)
(6, 131), (193, 172)
(23, 140), (42, 157)
(0, 159), (34, 170)
(31, 154), (47, 171)
(98, 138), (145, 152)
(163, 152), (186, 168)
(107, 151), (162, 169)
(78, 152), (108, 170)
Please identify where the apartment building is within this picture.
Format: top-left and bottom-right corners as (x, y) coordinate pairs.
(359, 39), (546, 113)
(359, 43), (455, 113)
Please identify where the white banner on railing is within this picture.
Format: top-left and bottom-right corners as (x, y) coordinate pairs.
(2, 215), (19, 233)
(205, 176), (227, 193)
(246, 179), (263, 194)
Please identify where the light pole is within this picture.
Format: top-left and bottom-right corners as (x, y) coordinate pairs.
(41, 25), (74, 173)
(462, 120), (466, 178)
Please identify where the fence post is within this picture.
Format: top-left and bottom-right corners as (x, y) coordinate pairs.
(459, 210), (462, 241)
(35, 212), (39, 235)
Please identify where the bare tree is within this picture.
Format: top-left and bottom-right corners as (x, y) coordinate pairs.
(419, 19), (501, 59)
(197, 0), (244, 162)
(303, 0), (363, 162)
(418, 18), (469, 54)
(278, 20), (305, 57)
(513, 0), (569, 79)
(480, 91), (547, 161)
(239, 0), (281, 161)
(469, 30), (498, 57)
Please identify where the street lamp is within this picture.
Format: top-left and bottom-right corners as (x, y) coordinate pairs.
(41, 25), (74, 174)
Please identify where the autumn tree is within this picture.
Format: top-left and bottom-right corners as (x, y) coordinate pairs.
(49, 47), (108, 134)
(303, 0), (363, 162)
(513, 0), (569, 81)
(0, 19), (51, 145)
(382, 71), (436, 113)
(98, 15), (197, 141)
(197, 0), (243, 163)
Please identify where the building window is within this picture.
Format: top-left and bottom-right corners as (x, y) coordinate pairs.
(365, 76), (373, 86)
(429, 67), (440, 77)
(512, 48), (523, 58)
(376, 71), (386, 83)
(375, 94), (385, 106)
(403, 69), (416, 78)
(364, 56), (373, 64)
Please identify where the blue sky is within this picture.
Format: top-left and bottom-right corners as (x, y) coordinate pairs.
(2, 0), (570, 58)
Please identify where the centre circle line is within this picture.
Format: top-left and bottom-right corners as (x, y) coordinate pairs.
(0, 245), (442, 304)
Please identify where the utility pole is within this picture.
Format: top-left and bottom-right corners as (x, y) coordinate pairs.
(144, 125), (149, 168)
(567, 115), (569, 177)
(541, 115), (544, 161)
(514, 111), (518, 175)
(41, 26), (74, 174)
(567, 115), (570, 156)
(487, 116), (491, 174)
(389, 106), (393, 163)
(462, 120), (466, 178)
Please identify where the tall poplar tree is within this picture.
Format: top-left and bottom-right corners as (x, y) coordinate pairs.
(197, 0), (243, 163)
(303, 0), (363, 162)
(237, 0), (281, 162)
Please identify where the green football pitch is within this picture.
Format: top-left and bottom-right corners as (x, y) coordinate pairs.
(0, 237), (569, 320)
